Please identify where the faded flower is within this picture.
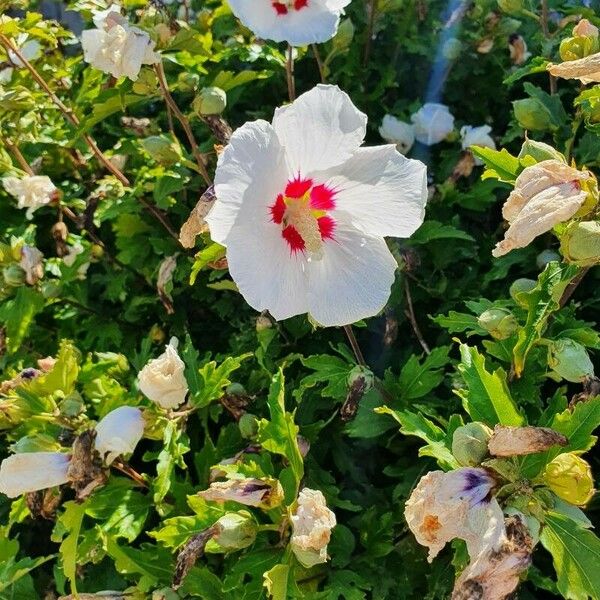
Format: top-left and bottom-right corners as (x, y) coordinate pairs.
(487, 425), (567, 457)
(2, 175), (57, 219)
(543, 453), (594, 506)
(460, 125), (496, 165)
(198, 477), (284, 509)
(0, 452), (70, 498)
(509, 34), (531, 65)
(290, 488), (336, 568)
(179, 187), (216, 248)
(19, 245), (44, 285)
(94, 406), (145, 464)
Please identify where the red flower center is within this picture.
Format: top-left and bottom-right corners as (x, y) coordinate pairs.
(269, 176), (336, 256)
(272, 0), (309, 15)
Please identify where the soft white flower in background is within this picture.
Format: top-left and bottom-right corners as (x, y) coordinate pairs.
(81, 10), (160, 80)
(63, 242), (90, 279)
(405, 468), (505, 561)
(138, 337), (188, 409)
(379, 115), (415, 154)
(411, 102), (455, 145)
(19, 245), (44, 285)
(492, 159), (592, 257)
(0, 452), (70, 498)
(94, 406), (144, 464)
(0, 67), (13, 83)
(227, 0), (351, 46)
(290, 488), (336, 568)
(206, 85), (427, 326)
(2, 175), (57, 218)
(460, 125), (496, 165)
(8, 37), (42, 67)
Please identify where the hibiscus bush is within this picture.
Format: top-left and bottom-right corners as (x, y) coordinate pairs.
(1, 0), (600, 598)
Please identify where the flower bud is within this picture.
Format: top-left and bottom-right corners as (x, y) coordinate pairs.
(212, 512), (257, 550)
(548, 339), (594, 382)
(509, 278), (536, 306)
(238, 413), (258, 439)
(518, 139), (565, 164)
(536, 249), (560, 270)
(332, 18), (355, 52)
(477, 308), (518, 340)
(497, 0), (523, 14)
(451, 422), (492, 466)
(226, 382), (246, 396)
(347, 365), (374, 391)
(559, 35), (599, 61)
(513, 98), (554, 131)
(543, 453), (594, 506)
(193, 87), (227, 116)
(140, 135), (183, 166)
(177, 72), (200, 93)
(152, 588), (180, 600)
(91, 244), (104, 259)
(2, 264), (25, 287)
(561, 221), (600, 266)
(256, 314), (272, 332)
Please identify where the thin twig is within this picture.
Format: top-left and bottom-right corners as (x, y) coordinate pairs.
(286, 45), (296, 102)
(404, 278), (431, 354)
(312, 44), (327, 83)
(154, 62), (212, 186)
(363, 0), (378, 66)
(559, 267), (589, 308)
(0, 34), (130, 186)
(3, 139), (34, 175)
(113, 460), (149, 489)
(138, 196), (181, 243)
(343, 325), (367, 366)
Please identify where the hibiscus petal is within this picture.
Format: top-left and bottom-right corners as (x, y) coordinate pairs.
(272, 85), (367, 174)
(95, 406), (145, 464)
(547, 53), (600, 84)
(0, 452), (70, 498)
(322, 145), (427, 238)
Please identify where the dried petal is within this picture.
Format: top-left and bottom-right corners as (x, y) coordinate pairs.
(198, 477), (284, 509)
(157, 255), (178, 315)
(67, 430), (108, 501)
(548, 52), (600, 84)
(488, 425), (567, 457)
(179, 187), (216, 249)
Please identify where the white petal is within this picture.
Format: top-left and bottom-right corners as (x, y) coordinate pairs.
(411, 103), (455, 146)
(208, 120), (289, 245)
(306, 221), (397, 326)
(0, 452), (70, 498)
(323, 145), (427, 238)
(223, 221), (309, 321)
(272, 85), (367, 174)
(94, 406), (144, 464)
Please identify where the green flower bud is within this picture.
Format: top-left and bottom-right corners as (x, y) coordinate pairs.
(256, 315), (272, 332)
(509, 278), (536, 307)
(518, 139), (566, 164)
(347, 365), (374, 391)
(451, 422), (492, 466)
(332, 18), (355, 52)
(132, 68), (159, 95)
(212, 511), (257, 551)
(239, 413), (258, 439)
(536, 249), (561, 270)
(193, 87), (227, 116)
(152, 588), (180, 600)
(477, 308), (519, 340)
(548, 339), (594, 382)
(497, 0), (523, 14)
(177, 72), (200, 93)
(141, 135), (183, 166)
(3, 264), (25, 287)
(226, 382), (246, 396)
(559, 35), (599, 62)
(561, 221), (600, 266)
(442, 38), (463, 60)
(543, 453), (594, 506)
(513, 98), (554, 131)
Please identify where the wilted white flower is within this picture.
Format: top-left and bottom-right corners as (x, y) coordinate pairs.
(509, 35), (531, 65)
(405, 468), (504, 561)
(379, 115), (415, 154)
(492, 160), (592, 257)
(548, 52), (600, 84)
(138, 337), (188, 409)
(290, 488), (336, 568)
(199, 477), (284, 509)
(63, 243), (90, 279)
(227, 0), (351, 46)
(8, 38), (42, 67)
(487, 425), (567, 457)
(206, 85), (427, 326)
(81, 11), (160, 80)
(94, 406), (145, 464)
(2, 175), (57, 218)
(411, 103), (455, 146)
(573, 18), (599, 39)
(0, 452), (70, 498)
(460, 125), (496, 165)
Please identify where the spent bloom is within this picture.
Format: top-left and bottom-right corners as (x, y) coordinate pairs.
(94, 406), (145, 464)
(290, 488), (336, 568)
(0, 452), (70, 498)
(492, 160), (592, 257)
(19, 245), (44, 285)
(81, 10), (160, 80)
(198, 477), (284, 509)
(379, 115), (415, 154)
(460, 125), (496, 165)
(206, 85), (427, 326)
(487, 425), (567, 457)
(227, 0), (351, 46)
(138, 337), (189, 409)
(2, 175), (57, 218)
(411, 103), (455, 146)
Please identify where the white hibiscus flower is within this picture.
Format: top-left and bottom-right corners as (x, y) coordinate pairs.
(8, 37), (43, 67)
(411, 102), (455, 146)
(94, 406), (145, 465)
(0, 452), (70, 498)
(2, 175), (57, 219)
(81, 10), (160, 81)
(379, 115), (415, 155)
(460, 125), (496, 165)
(206, 85), (427, 327)
(227, 0), (351, 46)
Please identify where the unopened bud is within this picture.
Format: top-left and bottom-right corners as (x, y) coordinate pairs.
(548, 339), (594, 382)
(536, 249), (560, 270)
(149, 324), (166, 344)
(226, 383), (246, 396)
(193, 87), (227, 116)
(509, 278), (536, 306)
(3, 264), (25, 287)
(497, 0), (523, 14)
(452, 422), (492, 466)
(477, 308), (518, 340)
(560, 20), (599, 61)
(212, 512), (257, 550)
(238, 413), (258, 439)
(513, 98), (554, 131)
(141, 135), (182, 166)
(543, 453), (594, 506)
(561, 221), (600, 266)
(442, 38), (462, 60)
(178, 72), (200, 93)
(347, 365), (374, 391)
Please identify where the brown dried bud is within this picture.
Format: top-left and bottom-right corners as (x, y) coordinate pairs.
(172, 525), (220, 589)
(66, 430), (108, 501)
(179, 186), (216, 249)
(487, 425), (567, 457)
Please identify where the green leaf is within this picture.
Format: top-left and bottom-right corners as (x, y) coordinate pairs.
(470, 147), (521, 183)
(540, 512), (600, 600)
(263, 563), (289, 600)
(153, 420), (190, 508)
(456, 344), (523, 426)
(410, 221), (475, 244)
(190, 242), (226, 285)
(257, 369), (304, 502)
(398, 346), (450, 401)
(0, 287), (44, 353)
(295, 354), (353, 402)
(51, 501), (86, 597)
(513, 262), (580, 376)
(432, 311), (487, 337)
(179, 566), (226, 599)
